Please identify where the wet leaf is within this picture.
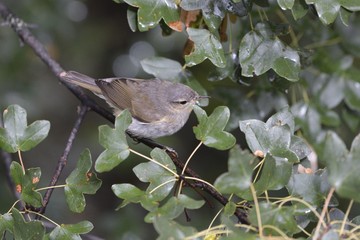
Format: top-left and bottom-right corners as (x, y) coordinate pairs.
(239, 23), (300, 81)
(287, 169), (331, 207)
(0, 105), (50, 153)
(65, 149), (102, 213)
(10, 162), (43, 207)
(133, 148), (177, 201)
(153, 216), (196, 240)
(123, 0), (179, 31)
(215, 145), (257, 193)
(193, 105), (236, 150)
(49, 221), (93, 240)
(185, 28), (226, 68)
(12, 208), (45, 240)
(0, 213), (14, 236)
(141, 57), (183, 80)
(145, 195), (204, 222)
(248, 202), (299, 236)
(95, 110), (131, 172)
(322, 132), (360, 202)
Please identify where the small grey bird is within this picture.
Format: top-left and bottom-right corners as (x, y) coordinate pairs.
(60, 71), (202, 139)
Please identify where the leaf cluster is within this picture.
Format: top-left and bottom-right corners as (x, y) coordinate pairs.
(0, 105), (101, 239)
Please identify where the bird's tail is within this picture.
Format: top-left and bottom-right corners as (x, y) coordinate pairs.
(60, 71), (102, 95)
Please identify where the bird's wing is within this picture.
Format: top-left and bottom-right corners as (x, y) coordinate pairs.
(96, 78), (164, 123)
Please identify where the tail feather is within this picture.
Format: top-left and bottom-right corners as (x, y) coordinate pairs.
(60, 71), (102, 95)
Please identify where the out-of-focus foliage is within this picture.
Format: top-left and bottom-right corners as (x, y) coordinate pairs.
(1, 0), (360, 239)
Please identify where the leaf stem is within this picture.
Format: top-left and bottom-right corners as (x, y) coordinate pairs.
(181, 141), (202, 176)
(276, 197), (325, 228)
(262, 225), (290, 239)
(7, 199), (21, 214)
(206, 207), (224, 238)
(313, 187), (335, 239)
(176, 141), (202, 196)
(26, 210), (60, 227)
(129, 148), (178, 177)
(36, 184), (67, 192)
(149, 178), (177, 195)
(340, 199), (354, 236)
(17, 150), (25, 174)
(250, 183), (262, 237)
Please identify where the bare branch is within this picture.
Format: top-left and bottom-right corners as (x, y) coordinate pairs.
(36, 104), (89, 217)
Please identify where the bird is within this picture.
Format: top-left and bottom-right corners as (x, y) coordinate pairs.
(60, 71), (203, 139)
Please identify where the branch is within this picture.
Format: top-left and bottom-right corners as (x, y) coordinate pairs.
(0, 1), (249, 224)
(0, 1), (114, 123)
(36, 104), (89, 217)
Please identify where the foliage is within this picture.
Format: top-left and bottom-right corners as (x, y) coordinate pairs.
(1, 0), (360, 239)
(0, 106), (100, 238)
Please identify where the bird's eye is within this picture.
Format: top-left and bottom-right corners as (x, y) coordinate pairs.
(172, 100), (188, 105)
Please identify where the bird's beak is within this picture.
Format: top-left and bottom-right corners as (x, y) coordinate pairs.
(196, 95), (210, 107)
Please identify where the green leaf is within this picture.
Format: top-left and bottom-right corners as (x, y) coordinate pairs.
(208, 52), (239, 82)
(141, 57), (183, 80)
(340, 0), (360, 11)
(317, 75), (345, 109)
(287, 169), (331, 207)
(291, 102), (323, 142)
(0, 213), (14, 236)
(248, 202), (299, 236)
(127, 7), (137, 32)
(239, 23), (300, 81)
(145, 195), (204, 222)
(342, 108), (360, 132)
(322, 132), (360, 202)
(291, 0), (308, 20)
(10, 162), (43, 207)
(12, 208), (45, 240)
(193, 105), (236, 150)
(180, 0), (222, 34)
(320, 131), (347, 167)
(123, 0), (179, 31)
(20, 120), (50, 151)
(112, 183), (158, 211)
(65, 149), (102, 213)
(266, 107), (295, 132)
(277, 0), (294, 10)
(214, 145), (257, 193)
(254, 155), (293, 192)
(95, 110), (131, 172)
(153, 216), (196, 240)
(0, 105), (50, 153)
(223, 201), (237, 217)
(185, 28), (226, 68)
(239, 108), (305, 163)
(305, 0), (340, 24)
(236, 154), (293, 200)
(133, 148), (176, 201)
(49, 221), (93, 240)
(344, 80), (360, 111)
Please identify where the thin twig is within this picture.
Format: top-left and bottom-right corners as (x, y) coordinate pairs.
(36, 104), (89, 217)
